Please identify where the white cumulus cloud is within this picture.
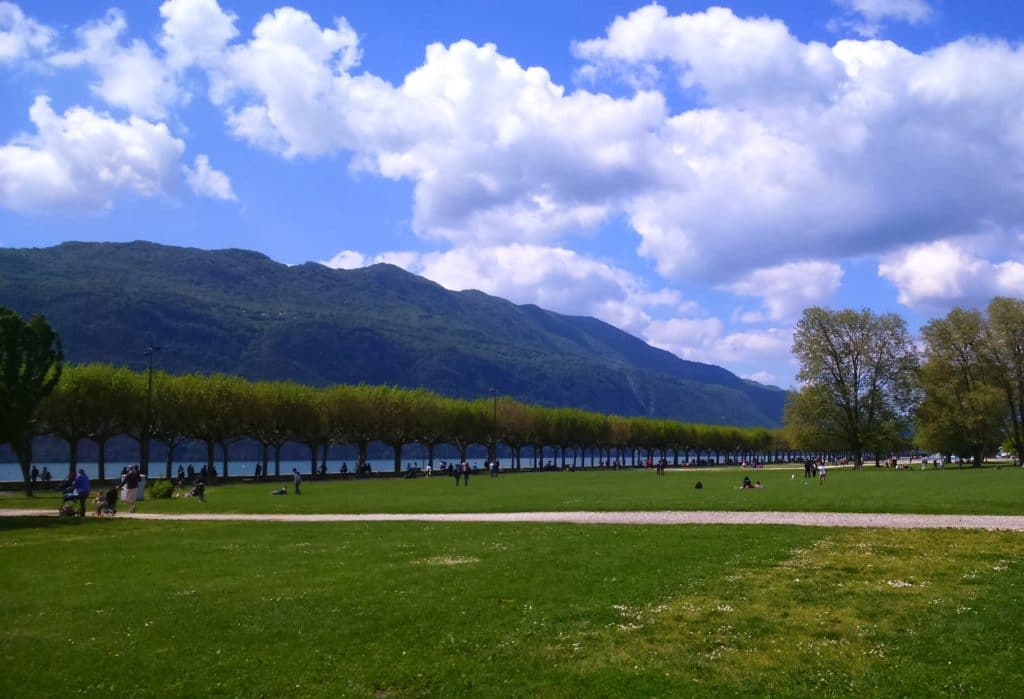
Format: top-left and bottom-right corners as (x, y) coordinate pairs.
(182, 154), (235, 200)
(643, 317), (791, 368)
(878, 240), (1024, 309)
(574, 5), (1024, 283)
(727, 261), (843, 322)
(49, 9), (180, 119)
(0, 96), (186, 212)
(159, 0), (238, 70)
(321, 249), (367, 270)
(0, 1), (54, 63)
(322, 243), (682, 334)
(834, 0), (933, 37)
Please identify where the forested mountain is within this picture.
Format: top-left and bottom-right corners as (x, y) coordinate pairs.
(0, 241), (786, 426)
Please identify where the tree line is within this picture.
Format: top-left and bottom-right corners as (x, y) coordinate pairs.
(786, 297), (1024, 468)
(5, 297), (1022, 495)
(1, 302), (794, 495)
(26, 364), (788, 489)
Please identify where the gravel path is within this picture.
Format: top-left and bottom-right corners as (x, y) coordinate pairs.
(3, 508), (1024, 530)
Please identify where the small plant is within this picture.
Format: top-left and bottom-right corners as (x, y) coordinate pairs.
(148, 479), (175, 499)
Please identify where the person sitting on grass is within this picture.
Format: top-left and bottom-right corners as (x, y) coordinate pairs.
(270, 487), (288, 495)
(741, 476), (753, 489)
(188, 480), (205, 502)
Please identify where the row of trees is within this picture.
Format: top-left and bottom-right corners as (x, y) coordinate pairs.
(29, 364), (789, 488)
(5, 297), (1021, 494)
(786, 297), (1024, 468)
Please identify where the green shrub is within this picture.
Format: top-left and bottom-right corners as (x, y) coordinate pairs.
(148, 479), (175, 499)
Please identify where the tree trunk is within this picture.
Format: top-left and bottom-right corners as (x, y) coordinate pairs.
(97, 439), (107, 483)
(274, 444), (282, 478)
(205, 440), (215, 473)
(261, 442), (269, 478)
(309, 443), (317, 475)
(427, 443), (435, 468)
(392, 442), (403, 473)
(358, 441), (368, 471)
(165, 442), (175, 480)
(220, 441), (230, 478)
(68, 438), (79, 480)
(321, 442), (328, 472)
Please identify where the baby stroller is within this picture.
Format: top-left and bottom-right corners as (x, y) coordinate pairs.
(59, 487), (79, 517)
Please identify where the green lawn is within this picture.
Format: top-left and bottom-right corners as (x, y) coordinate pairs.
(2, 518), (1023, 697)
(4, 465), (1024, 515)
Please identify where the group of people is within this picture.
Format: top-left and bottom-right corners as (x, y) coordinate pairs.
(740, 476), (764, 489)
(57, 462), (143, 518)
(269, 468), (303, 495)
(802, 459), (828, 483)
(172, 463), (220, 487)
(452, 461), (473, 486)
(28, 465), (53, 487)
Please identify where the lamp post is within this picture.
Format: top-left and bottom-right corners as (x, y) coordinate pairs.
(488, 387), (498, 463)
(143, 345), (161, 477)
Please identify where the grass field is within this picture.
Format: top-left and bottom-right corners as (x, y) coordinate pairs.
(4, 466), (1024, 697)
(2, 517), (1024, 697)
(4, 464), (1024, 515)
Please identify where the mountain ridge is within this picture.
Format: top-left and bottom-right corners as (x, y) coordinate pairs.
(0, 240), (786, 427)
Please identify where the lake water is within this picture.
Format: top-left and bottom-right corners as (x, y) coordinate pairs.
(0, 458), (494, 483)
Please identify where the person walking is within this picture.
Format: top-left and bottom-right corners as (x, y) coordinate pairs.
(72, 468), (90, 518)
(292, 468), (302, 495)
(819, 462), (827, 484)
(122, 464), (142, 514)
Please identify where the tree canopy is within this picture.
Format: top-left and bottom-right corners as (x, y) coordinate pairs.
(0, 306), (63, 494)
(790, 307), (919, 467)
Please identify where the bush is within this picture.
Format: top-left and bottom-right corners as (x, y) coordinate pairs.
(148, 479), (175, 499)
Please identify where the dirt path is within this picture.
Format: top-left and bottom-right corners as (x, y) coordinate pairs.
(3, 508), (1024, 530)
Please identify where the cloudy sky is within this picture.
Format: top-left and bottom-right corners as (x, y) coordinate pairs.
(2, 0), (1023, 387)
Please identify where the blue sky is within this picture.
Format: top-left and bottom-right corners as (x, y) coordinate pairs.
(2, 0), (1023, 387)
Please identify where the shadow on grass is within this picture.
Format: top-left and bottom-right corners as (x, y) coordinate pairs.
(0, 515), (118, 533)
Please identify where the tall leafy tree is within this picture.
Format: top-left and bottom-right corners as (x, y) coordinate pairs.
(980, 297), (1024, 464)
(376, 387), (419, 473)
(916, 308), (1005, 465)
(151, 371), (192, 479)
(0, 307), (63, 495)
(247, 381), (299, 478)
(38, 365), (90, 478)
(790, 307), (919, 467)
(75, 364), (139, 482)
(287, 384), (329, 476)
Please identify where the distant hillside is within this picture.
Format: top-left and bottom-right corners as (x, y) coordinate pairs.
(0, 241), (786, 426)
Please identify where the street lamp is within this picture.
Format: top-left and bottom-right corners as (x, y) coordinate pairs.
(488, 387), (498, 463)
(143, 345), (161, 476)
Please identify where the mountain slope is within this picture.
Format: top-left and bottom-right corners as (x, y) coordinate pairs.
(0, 241), (786, 426)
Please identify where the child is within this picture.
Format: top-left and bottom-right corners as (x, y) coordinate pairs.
(96, 487), (118, 516)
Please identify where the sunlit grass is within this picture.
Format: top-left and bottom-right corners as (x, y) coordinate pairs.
(2, 518), (1023, 697)
(4, 465), (1024, 515)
